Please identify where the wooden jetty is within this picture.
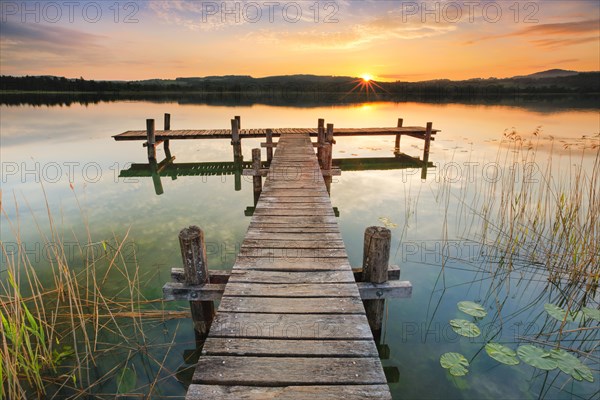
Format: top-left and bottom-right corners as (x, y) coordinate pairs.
(159, 130), (416, 399)
(112, 115), (439, 167)
(113, 116), (436, 398)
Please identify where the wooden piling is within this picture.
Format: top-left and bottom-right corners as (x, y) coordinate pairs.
(179, 226), (215, 343)
(322, 123), (334, 194)
(231, 119), (242, 159)
(394, 118), (403, 155)
(146, 119), (156, 160)
(164, 113), (172, 159)
(235, 115), (241, 129)
(266, 129), (273, 163)
(317, 118), (325, 165)
(252, 148), (262, 205)
(421, 122), (433, 179)
(362, 226), (391, 341)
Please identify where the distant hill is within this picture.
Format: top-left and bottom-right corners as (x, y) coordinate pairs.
(1, 70), (598, 96)
(513, 69), (579, 79)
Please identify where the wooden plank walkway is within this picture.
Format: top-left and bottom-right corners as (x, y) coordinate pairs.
(187, 133), (391, 399)
(113, 126), (438, 141)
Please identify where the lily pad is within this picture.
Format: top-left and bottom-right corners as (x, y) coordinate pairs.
(440, 352), (470, 376)
(458, 301), (488, 318)
(450, 319), (481, 338)
(544, 303), (574, 322)
(582, 307), (600, 322)
(485, 343), (519, 365)
(517, 345), (557, 371)
(550, 349), (594, 382)
(117, 366), (136, 394)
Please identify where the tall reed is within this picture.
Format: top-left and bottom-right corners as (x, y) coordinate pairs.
(0, 190), (189, 399)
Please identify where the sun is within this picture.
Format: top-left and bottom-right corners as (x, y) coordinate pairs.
(345, 74), (386, 97)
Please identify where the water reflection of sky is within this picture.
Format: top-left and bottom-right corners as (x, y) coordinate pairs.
(1, 100), (598, 399)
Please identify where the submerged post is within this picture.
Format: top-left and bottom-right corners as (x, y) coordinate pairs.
(421, 122), (433, 179)
(394, 118), (403, 155)
(362, 226), (391, 341)
(266, 129), (274, 163)
(252, 148), (262, 205)
(231, 119), (242, 159)
(164, 113), (172, 159)
(179, 226), (215, 344)
(146, 119), (156, 160)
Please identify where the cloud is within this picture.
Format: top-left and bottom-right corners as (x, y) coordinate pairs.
(245, 9), (456, 50)
(0, 20), (110, 70)
(0, 20), (106, 49)
(465, 19), (600, 48)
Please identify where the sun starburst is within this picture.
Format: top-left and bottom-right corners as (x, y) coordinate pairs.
(345, 74), (386, 97)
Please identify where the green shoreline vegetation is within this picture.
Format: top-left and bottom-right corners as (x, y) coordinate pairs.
(1, 69), (599, 96)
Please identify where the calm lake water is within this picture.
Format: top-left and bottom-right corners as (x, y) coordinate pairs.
(1, 97), (598, 399)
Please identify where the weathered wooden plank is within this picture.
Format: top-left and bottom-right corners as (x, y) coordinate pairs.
(243, 232), (342, 241)
(224, 282), (359, 297)
(193, 356), (386, 385)
(241, 239), (345, 249)
(186, 384), (392, 400)
(228, 269), (356, 284)
(210, 312), (373, 339)
(259, 196), (331, 203)
(234, 256), (350, 270)
(249, 216), (338, 225)
(256, 190), (330, 197)
(114, 126), (439, 141)
(252, 209), (335, 217)
(219, 296), (364, 314)
(237, 248), (348, 259)
(202, 337), (378, 357)
(247, 225), (340, 233)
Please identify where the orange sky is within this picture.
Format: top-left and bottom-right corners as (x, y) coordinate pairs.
(0, 1), (598, 81)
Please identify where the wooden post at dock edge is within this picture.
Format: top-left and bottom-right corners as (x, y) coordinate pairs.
(317, 118), (325, 166)
(421, 122), (433, 180)
(146, 119), (156, 160)
(164, 113), (172, 159)
(179, 226), (215, 344)
(362, 226), (391, 341)
(252, 148), (262, 205)
(322, 123), (334, 193)
(266, 129), (274, 163)
(394, 118), (403, 155)
(231, 119), (242, 159)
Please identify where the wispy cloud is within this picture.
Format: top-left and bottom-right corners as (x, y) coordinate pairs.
(245, 9), (456, 50)
(0, 20), (106, 49)
(464, 19), (599, 48)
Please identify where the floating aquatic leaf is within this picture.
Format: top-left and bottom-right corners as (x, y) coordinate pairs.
(550, 349), (594, 382)
(517, 345), (557, 371)
(485, 343), (519, 365)
(117, 366), (136, 394)
(440, 352), (469, 376)
(450, 319), (481, 338)
(458, 301), (488, 318)
(582, 307), (600, 322)
(544, 303), (574, 322)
